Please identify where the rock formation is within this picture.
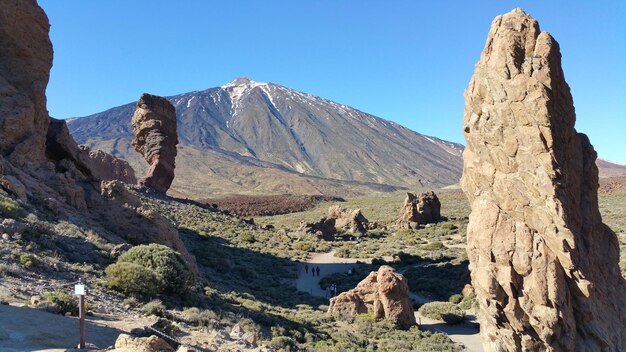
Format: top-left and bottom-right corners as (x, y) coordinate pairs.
(0, 0), (52, 165)
(297, 205), (369, 240)
(397, 191), (441, 229)
(461, 8), (626, 351)
(79, 145), (136, 184)
(328, 265), (415, 330)
(328, 205), (369, 234)
(131, 93), (178, 193)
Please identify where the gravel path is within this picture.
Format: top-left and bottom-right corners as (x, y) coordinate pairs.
(295, 250), (484, 352)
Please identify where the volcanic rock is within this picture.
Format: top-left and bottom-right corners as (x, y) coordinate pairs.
(297, 217), (336, 241)
(79, 145), (137, 184)
(328, 265), (415, 330)
(461, 8), (626, 351)
(397, 191), (441, 229)
(113, 333), (174, 352)
(131, 93), (178, 193)
(0, 0), (52, 165)
(0, 175), (26, 201)
(328, 205), (369, 234)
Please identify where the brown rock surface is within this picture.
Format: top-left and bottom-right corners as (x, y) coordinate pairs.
(0, 0), (52, 165)
(131, 93), (178, 193)
(328, 265), (415, 330)
(113, 333), (174, 352)
(328, 205), (368, 234)
(80, 145), (137, 184)
(397, 191), (441, 228)
(462, 8), (626, 351)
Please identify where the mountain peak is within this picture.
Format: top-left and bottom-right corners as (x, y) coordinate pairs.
(222, 77), (257, 88)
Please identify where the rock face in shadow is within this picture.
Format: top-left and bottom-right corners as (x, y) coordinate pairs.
(397, 191), (441, 229)
(461, 8), (626, 351)
(328, 265), (415, 330)
(131, 93), (178, 193)
(0, 0), (53, 164)
(79, 145), (137, 184)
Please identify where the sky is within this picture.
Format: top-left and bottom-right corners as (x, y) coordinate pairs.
(39, 0), (626, 164)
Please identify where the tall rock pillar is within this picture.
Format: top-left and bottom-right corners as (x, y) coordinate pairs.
(461, 8), (626, 352)
(131, 93), (178, 193)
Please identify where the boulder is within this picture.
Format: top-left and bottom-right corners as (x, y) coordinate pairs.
(461, 8), (626, 351)
(0, 175), (26, 201)
(79, 145), (137, 184)
(397, 191), (441, 228)
(297, 217), (336, 241)
(0, 0), (53, 165)
(328, 265), (415, 330)
(328, 205), (368, 234)
(131, 93), (178, 193)
(113, 333), (174, 352)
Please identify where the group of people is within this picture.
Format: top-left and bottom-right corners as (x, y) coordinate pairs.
(304, 264), (320, 277)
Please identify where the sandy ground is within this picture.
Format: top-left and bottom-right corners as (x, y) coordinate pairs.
(296, 250), (484, 352)
(0, 303), (154, 352)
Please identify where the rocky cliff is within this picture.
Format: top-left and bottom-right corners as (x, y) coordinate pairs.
(461, 8), (626, 351)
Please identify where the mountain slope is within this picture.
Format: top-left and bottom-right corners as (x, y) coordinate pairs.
(68, 78), (464, 197)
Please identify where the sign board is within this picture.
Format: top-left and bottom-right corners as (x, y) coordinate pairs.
(74, 284), (85, 296)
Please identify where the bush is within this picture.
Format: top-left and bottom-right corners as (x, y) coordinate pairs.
(238, 232), (255, 243)
(107, 244), (195, 295)
(144, 299), (167, 317)
(43, 290), (78, 316)
(448, 294), (463, 304)
(0, 195), (25, 218)
(269, 336), (295, 349)
(458, 292), (476, 310)
(19, 254), (40, 268)
(105, 262), (160, 295)
(293, 242), (314, 252)
(418, 302), (465, 324)
(421, 241), (446, 251)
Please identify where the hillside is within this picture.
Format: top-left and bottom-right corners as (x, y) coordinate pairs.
(68, 78), (464, 197)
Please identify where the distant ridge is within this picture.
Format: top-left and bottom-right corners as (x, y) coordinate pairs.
(68, 78), (462, 196)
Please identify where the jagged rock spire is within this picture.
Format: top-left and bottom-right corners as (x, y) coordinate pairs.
(462, 8), (626, 352)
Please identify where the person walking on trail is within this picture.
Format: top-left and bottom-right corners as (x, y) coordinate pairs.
(305, 264), (309, 274)
(312, 268), (315, 277)
(316, 266), (320, 277)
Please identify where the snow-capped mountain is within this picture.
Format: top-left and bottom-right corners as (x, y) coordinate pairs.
(68, 77), (464, 196)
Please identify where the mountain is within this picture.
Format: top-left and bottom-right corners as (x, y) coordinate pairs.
(596, 159), (626, 178)
(68, 78), (464, 197)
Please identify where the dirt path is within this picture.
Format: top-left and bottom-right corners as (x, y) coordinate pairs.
(295, 250), (484, 352)
(0, 303), (154, 351)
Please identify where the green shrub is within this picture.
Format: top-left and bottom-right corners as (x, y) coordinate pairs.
(269, 336), (295, 349)
(0, 195), (25, 218)
(238, 232), (255, 243)
(43, 290), (78, 316)
(293, 242), (314, 252)
(458, 292), (476, 310)
(448, 294), (463, 304)
(421, 241), (446, 251)
(144, 299), (167, 317)
(109, 244), (195, 295)
(440, 223), (458, 231)
(19, 254), (40, 268)
(105, 262), (160, 295)
(418, 302), (465, 324)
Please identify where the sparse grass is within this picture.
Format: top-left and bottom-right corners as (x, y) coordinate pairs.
(418, 302), (465, 324)
(0, 194), (26, 218)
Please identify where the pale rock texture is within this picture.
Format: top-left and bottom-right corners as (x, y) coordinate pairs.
(0, 0), (52, 165)
(79, 145), (137, 184)
(131, 93), (178, 193)
(397, 191), (441, 228)
(328, 265), (415, 329)
(328, 205), (369, 234)
(462, 8), (626, 352)
(113, 333), (174, 352)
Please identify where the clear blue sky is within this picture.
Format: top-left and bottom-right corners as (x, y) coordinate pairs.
(39, 0), (626, 164)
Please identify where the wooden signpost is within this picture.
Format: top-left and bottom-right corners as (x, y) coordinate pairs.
(74, 279), (86, 349)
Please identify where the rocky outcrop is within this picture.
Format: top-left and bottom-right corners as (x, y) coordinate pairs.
(328, 265), (415, 330)
(131, 94), (178, 193)
(328, 205), (369, 234)
(461, 8), (626, 351)
(297, 205), (369, 240)
(113, 333), (174, 352)
(79, 145), (136, 184)
(397, 191), (441, 229)
(0, 0), (52, 165)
